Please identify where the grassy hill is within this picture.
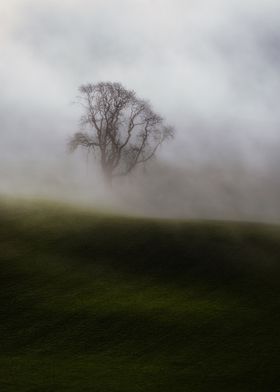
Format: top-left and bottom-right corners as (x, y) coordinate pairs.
(0, 198), (280, 391)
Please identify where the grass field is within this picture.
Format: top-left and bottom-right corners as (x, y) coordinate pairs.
(0, 198), (280, 391)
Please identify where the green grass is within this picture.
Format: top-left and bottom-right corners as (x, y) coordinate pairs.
(0, 198), (280, 391)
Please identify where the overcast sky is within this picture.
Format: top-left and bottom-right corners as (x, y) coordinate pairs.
(1, 0), (280, 220)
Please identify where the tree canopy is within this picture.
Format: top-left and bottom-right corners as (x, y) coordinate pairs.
(69, 82), (174, 183)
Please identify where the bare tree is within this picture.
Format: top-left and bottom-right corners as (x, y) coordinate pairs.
(69, 82), (174, 185)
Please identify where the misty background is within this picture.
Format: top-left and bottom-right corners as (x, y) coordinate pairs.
(1, 0), (280, 221)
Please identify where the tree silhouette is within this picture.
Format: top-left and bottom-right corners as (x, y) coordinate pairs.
(69, 82), (174, 185)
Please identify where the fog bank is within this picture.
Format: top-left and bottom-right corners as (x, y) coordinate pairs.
(1, 0), (280, 221)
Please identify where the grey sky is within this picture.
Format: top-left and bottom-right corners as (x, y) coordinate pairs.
(1, 0), (280, 220)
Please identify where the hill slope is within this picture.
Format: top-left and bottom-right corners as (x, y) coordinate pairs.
(0, 199), (280, 391)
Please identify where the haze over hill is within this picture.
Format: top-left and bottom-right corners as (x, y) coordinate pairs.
(1, 0), (280, 221)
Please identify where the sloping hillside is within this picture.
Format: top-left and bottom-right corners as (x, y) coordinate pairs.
(0, 199), (280, 391)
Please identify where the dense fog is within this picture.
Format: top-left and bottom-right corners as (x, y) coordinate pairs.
(1, 0), (280, 222)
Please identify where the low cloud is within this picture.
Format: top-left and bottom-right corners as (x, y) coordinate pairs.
(1, 0), (280, 221)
